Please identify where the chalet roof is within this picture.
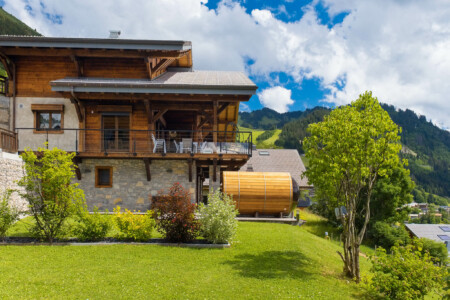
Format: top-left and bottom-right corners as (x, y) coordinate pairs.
(0, 35), (191, 51)
(239, 149), (311, 187)
(50, 71), (257, 95)
(404, 223), (450, 244)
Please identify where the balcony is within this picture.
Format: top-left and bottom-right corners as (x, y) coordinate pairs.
(15, 128), (253, 159)
(0, 129), (17, 153)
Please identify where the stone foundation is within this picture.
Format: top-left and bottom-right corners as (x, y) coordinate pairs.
(0, 151), (27, 211)
(75, 159), (197, 211)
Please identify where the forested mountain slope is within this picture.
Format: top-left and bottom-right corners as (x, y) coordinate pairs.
(239, 105), (450, 200)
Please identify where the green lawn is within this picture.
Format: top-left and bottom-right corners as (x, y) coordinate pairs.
(0, 221), (370, 299)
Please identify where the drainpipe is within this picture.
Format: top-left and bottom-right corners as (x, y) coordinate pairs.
(12, 61), (16, 132)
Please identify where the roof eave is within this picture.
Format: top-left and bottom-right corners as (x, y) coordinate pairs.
(51, 85), (257, 96)
(0, 36), (192, 51)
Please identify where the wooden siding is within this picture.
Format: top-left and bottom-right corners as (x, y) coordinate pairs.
(83, 57), (148, 79)
(223, 172), (294, 215)
(15, 56), (76, 97)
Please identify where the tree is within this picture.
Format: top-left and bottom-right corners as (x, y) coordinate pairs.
(303, 91), (402, 281)
(18, 146), (84, 244)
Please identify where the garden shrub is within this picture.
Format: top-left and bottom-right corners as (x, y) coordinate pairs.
(370, 221), (410, 250)
(418, 238), (448, 266)
(0, 189), (21, 241)
(113, 206), (154, 241)
(18, 146), (84, 243)
(73, 201), (112, 242)
(197, 190), (238, 243)
(365, 241), (447, 300)
(152, 182), (199, 243)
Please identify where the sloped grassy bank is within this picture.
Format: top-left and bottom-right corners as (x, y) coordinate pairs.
(0, 221), (368, 299)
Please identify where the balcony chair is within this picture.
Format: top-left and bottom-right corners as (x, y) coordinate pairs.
(181, 138), (193, 153)
(152, 134), (166, 154)
(173, 140), (180, 153)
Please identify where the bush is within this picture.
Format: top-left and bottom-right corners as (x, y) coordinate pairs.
(419, 238), (448, 266)
(366, 241), (447, 299)
(18, 147), (84, 244)
(197, 190), (238, 244)
(0, 189), (21, 241)
(73, 201), (112, 242)
(113, 206), (154, 241)
(152, 183), (199, 243)
(371, 221), (410, 250)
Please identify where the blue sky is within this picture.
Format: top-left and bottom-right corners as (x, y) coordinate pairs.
(1, 0), (449, 128)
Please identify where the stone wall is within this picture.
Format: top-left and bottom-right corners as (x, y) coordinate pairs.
(75, 159), (197, 211)
(0, 151), (26, 210)
(0, 95), (10, 130)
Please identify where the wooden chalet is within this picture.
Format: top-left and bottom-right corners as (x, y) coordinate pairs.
(0, 36), (257, 209)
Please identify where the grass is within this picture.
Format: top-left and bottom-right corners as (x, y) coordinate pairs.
(0, 219), (371, 299)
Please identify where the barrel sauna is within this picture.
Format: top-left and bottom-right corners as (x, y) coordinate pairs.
(223, 171), (299, 215)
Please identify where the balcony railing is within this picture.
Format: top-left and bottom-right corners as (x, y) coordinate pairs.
(0, 129), (17, 153)
(15, 128), (253, 156)
(0, 76), (8, 96)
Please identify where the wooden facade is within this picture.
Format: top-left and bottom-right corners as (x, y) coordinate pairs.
(0, 37), (256, 206)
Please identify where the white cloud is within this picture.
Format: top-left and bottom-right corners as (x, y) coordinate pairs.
(2, 0), (450, 128)
(239, 102), (251, 112)
(258, 86), (294, 113)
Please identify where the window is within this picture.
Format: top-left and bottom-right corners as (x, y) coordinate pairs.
(95, 166), (113, 188)
(439, 226), (450, 232)
(31, 104), (64, 133)
(438, 235), (450, 241)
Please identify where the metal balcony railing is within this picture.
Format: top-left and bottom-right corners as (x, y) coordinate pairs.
(0, 76), (8, 96)
(15, 128), (253, 156)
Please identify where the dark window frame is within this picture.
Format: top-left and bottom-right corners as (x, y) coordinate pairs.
(95, 166), (113, 188)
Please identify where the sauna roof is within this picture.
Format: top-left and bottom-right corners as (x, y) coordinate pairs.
(240, 149), (311, 187)
(50, 71), (257, 95)
(0, 35), (191, 51)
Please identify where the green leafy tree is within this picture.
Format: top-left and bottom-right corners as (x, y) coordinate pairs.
(303, 91), (403, 281)
(366, 240), (447, 299)
(18, 146), (84, 244)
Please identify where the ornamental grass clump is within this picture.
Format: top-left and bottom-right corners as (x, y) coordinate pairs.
(152, 183), (199, 243)
(113, 206), (155, 242)
(197, 190), (238, 244)
(73, 201), (112, 242)
(0, 189), (21, 241)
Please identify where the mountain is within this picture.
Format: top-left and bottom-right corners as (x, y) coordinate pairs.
(239, 105), (450, 200)
(0, 6), (41, 76)
(0, 7), (41, 36)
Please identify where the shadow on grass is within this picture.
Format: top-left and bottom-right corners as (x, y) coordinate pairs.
(223, 250), (313, 280)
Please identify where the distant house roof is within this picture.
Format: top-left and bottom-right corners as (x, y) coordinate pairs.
(50, 71), (257, 95)
(405, 223), (450, 243)
(240, 149), (311, 187)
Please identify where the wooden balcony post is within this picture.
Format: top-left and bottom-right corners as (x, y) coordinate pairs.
(213, 100), (218, 144)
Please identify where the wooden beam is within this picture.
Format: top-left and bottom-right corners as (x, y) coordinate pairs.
(152, 109), (168, 123)
(70, 55), (83, 77)
(213, 158), (217, 182)
(217, 102), (230, 116)
(73, 157), (82, 180)
(188, 159), (193, 182)
(144, 100), (152, 124)
(159, 115), (167, 128)
(143, 158), (151, 181)
(70, 97), (83, 122)
(213, 101), (218, 144)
